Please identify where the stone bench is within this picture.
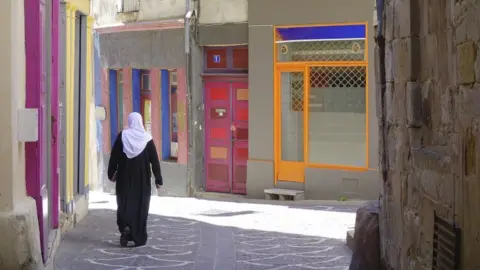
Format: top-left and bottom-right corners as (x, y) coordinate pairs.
(264, 188), (305, 201)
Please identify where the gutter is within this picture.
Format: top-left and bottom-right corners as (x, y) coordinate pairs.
(94, 20), (184, 34)
(185, 0), (194, 196)
(375, 0), (387, 184)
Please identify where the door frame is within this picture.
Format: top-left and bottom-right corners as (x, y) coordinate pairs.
(24, 0), (59, 263)
(274, 65), (309, 184)
(203, 75), (248, 194)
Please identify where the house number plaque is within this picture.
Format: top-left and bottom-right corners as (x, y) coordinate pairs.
(216, 108), (226, 116)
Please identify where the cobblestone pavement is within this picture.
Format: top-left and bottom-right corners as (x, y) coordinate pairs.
(54, 192), (359, 270)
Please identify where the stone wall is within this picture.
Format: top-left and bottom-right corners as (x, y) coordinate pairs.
(378, 0), (480, 269)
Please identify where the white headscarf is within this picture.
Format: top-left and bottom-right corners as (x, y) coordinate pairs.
(121, 112), (153, 159)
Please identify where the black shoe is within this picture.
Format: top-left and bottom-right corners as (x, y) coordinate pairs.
(120, 226), (131, 247)
(133, 242), (146, 247)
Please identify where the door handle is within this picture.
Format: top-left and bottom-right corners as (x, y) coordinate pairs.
(51, 115), (56, 144)
(230, 124), (236, 131)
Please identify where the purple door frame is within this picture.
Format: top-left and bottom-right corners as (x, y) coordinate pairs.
(51, 0), (60, 230)
(24, 0), (59, 262)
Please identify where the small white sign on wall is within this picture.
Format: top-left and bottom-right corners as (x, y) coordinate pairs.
(95, 106), (106, 121)
(17, 108), (38, 142)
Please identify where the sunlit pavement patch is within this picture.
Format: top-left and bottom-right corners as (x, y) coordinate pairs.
(54, 192), (356, 270)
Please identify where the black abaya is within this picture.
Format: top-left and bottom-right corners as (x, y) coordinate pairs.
(107, 132), (162, 246)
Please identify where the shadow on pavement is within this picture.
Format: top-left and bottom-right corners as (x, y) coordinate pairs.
(54, 208), (352, 270)
(197, 197), (361, 214)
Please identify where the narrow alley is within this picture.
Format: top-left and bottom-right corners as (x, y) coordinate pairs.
(3, 0), (480, 269)
(54, 192), (358, 269)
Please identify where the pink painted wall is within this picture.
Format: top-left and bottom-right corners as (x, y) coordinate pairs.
(176, 68), (187, 164)
(101, 68), (111, 153)
(150, 68), (162, 158)
(122, 68), (132, 128)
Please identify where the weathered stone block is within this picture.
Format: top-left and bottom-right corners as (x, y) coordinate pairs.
(384, 2), (394, 41)
(418, 0), (429, 36)
(424, 34), (439, 80)
(436, 31), (450, 81)
(385, 83), (394, 124)
(393, 0), (411, 39)
(393, 38), (412, 81)
(406, 81), (422, 128)
(385, 42), (394, 83)
(454, 3), (468, 44)
(461, 85), (480, 117)
(447, 29), (458, 84)
(428, 0), (448, 34)
(408, 128), (422, 149)
(394, 81), (407, 124)
(466, 4), (480, 42)
(349, 201), (381, 270)
(440, 86), (454, 126)
(475, 44), (480, 82)
(457, 41), (476, 84)
(375, 83), (383, 120)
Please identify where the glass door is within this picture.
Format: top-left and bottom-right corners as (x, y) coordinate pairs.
(275, 68), (308, 182)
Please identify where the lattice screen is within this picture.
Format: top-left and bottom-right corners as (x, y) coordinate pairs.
(290, 72), (304, 112)
(277, 40), (366, 62)
(310, 66), (366, 88)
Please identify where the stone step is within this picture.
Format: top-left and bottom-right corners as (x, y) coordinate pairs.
(264, 188), (305, 201)
(346, 230), (355, 252)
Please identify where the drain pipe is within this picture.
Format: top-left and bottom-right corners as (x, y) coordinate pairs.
(376, 0), (387, 184)
(184, 0), (195, 196)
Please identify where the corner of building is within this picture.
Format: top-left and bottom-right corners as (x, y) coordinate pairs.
(0, 197), (44, 270)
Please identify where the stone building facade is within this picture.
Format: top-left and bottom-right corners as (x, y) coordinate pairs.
(378, 0), (480, 268)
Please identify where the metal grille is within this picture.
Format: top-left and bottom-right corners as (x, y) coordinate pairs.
(290, 72), (304, 112)
(119, 0), (140, 12)
(432, 214), (461, 270)
(277, 40), (366, 62)
(310, 66), (366, 88)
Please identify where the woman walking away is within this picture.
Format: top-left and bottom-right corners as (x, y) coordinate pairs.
(108, 112), (162, 247)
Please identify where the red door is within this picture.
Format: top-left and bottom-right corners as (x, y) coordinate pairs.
(231, 82), (248, 194)
(204, 80), (248, 194)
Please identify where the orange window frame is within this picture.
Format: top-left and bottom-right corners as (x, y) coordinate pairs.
(273, 22), (370, 184)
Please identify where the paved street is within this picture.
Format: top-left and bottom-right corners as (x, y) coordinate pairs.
(54, 192), (358, 270)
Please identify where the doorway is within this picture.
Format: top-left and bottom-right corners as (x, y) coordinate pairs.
(204, 80), (248, 194)
(73, 12), (87, 196)
(25, 0), (58, 262)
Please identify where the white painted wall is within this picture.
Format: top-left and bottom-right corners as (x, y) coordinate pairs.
(0, 0), (27, 211)
(92, 0), (186, 27)
(92, 0), (119, 26)
(137, 0), (185, 21)
(199, 0), (247, 24)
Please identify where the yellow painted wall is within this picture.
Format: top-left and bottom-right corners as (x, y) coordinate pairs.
(65, 0), (90, 15)
(66, 3), (76, 203)
(85, 16), (94, 189)
(65, 1), (94, 203)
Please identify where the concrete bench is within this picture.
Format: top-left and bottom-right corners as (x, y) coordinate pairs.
(264, 188), (305, 201)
